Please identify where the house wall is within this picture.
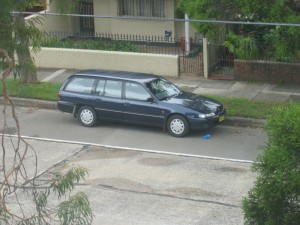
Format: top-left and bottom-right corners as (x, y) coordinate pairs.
(93, 0), (112, 33)
(94, 0), (176, 37)
(28, 0), (198, 39)
(32, 48), (179, 77)
(25, 0), (79, 35)
(174, 21), (197, 39)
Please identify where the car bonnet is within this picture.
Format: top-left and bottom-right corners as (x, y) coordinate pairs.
(165, 91), (222, 114)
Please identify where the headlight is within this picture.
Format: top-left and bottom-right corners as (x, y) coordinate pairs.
(198, 113), (215, 118)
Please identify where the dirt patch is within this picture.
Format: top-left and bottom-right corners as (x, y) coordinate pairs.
(166, 187), (223, 198)
(217, 166), (248, 173)
(137, 157), (178, 167)
(73, 146), (140, 161)
(85, 177), (155, 193)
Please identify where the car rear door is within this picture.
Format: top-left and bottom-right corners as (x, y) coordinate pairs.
(93, 79), (125, 120)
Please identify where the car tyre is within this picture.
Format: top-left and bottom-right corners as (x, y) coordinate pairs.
(167, 115), (189, 137)
(78, 106), (97, 127)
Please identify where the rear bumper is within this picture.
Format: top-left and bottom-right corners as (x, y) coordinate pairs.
(57, 101), (75, 114)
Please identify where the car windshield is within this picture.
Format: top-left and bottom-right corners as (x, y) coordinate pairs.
(146, 78), (181, 100)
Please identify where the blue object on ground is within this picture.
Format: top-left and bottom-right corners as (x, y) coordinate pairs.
(201, 134), (211, 139)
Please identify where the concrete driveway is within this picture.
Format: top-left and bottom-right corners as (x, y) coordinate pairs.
(2, 136), (256, 225)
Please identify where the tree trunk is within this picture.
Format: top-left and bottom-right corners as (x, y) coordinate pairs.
(15, 15), (38, 83)
(16, 45), (37, 83)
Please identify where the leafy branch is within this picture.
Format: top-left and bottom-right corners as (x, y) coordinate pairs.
(0, 49), (92, 225)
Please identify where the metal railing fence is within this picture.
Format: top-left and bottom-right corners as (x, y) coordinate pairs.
(42, 30), (204, 56)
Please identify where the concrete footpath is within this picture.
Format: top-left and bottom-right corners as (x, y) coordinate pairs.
(170, 75), (300, 103)
(7, 68), (300, 106)
(37, 68), (300, 104)
(2, 68), (300, 128)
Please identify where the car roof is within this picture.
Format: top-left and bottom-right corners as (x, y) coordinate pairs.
(73, 69), (161, 83)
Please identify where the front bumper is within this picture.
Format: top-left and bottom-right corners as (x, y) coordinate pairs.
(188, 110), (226, 130)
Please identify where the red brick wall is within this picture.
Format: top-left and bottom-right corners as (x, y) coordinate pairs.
(234, 60), (300, 85)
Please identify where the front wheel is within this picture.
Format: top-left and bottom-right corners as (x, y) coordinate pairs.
(78, 106), (97, 127)
(167, 115), (189, 137)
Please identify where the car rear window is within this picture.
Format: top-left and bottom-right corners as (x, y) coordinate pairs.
(65, 77), (95, 94)
(103, 80), (122, 98)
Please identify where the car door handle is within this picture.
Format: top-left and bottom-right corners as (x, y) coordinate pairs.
(123, 102), (130, 107)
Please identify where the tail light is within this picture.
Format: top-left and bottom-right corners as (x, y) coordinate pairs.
(57, 91), (61, 100)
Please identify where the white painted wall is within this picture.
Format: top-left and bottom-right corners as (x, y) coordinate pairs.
(31, 48), (179, 77)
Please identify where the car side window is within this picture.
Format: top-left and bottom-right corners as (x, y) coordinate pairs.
(95, 79), (106, 96)
(125, 82), (151, 101)
(65, 77), (95, 94)
(104, 80), (122, 98)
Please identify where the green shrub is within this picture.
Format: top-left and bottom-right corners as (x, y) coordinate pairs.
(266, 103), (300, 153)
(243, 103), (300, 225)
(224, 32), (259, 60)
(263, 24), (300, 62)
(41, 38), (141, 53)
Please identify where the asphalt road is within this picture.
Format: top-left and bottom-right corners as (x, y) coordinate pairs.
(1, 104), (265, 224)
(1, 106), (267, 161)
(0, 68), (279, 224)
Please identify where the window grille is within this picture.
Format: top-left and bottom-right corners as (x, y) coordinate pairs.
(118, 0), (165, 18)
(79, 2), (94, 29)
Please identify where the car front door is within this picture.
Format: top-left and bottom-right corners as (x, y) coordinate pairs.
(122, 82), (163, 126)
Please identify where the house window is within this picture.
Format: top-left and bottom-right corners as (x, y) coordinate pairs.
(118, 0), (165, 18)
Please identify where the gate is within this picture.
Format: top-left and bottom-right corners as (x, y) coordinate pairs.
(179, 51), (203, 76)
(207, 43), (235, 79)
(179, 37), (204, 76)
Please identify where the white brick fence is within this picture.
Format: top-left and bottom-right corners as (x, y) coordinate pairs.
(31, 48), (179, 77)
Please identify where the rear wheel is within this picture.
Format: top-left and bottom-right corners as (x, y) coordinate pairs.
(167, 115), (189, 137)
(78, 106), (97, 127)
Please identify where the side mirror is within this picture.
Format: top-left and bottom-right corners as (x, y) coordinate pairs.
(147, 97), (155, 103)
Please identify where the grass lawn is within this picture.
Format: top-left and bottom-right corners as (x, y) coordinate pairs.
(204, 95), (281, 119)
(0, 78), (286, 119)
(1, 79), (61, 101)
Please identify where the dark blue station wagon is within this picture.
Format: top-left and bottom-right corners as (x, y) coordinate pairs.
(57, 70), (226, 137)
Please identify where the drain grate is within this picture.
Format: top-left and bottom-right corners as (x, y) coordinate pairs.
(0, 127), (17, 135)
(291, 95), (300, 103)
